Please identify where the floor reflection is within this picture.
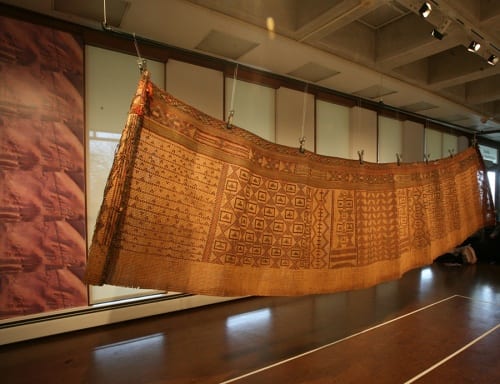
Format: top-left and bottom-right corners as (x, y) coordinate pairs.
(226, 308), (272, 333)
(419, 266), (434, 292)
(471, 284), (499, 303)
(225, 307), (273, 350)
(91, 333), (166, 380)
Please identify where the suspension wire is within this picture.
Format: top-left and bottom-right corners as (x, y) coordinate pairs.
(299, 84), (308, 153)
(227, 64), (239, 129)
(102, 0), (146, 72)
(133, 33), (147, 73)
(102, 0), (110, 29)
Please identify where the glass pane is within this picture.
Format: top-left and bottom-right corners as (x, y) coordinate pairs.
(479, 145), (498, 164)
(487, 171), (496, 206)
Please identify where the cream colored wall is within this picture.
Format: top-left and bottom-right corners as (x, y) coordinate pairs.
(225, 78), (275, 141)
(403, 120), (424, 162)
(442, 132), (458, 158)
(275, 87), (315, 150)
(378, 116), (403, 163)
(425, 128), (443, 160)
(166, 59), (223, 119)
(458, 136), (469, 153)
(316, 100), (350, 158)
(349, 106), (377, 162)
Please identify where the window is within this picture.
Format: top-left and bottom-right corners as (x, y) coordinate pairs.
(86, 46), (166, 304)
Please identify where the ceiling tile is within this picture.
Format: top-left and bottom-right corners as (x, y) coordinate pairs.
(400, 101), (438, 112)
(442, 114), (469, 122)
(358, 2), (408, 29)
(287, 62), (340, 82)
(195, 30), (259, 60)
(353, 85), (397, 99)
(54, 0), (129, 27)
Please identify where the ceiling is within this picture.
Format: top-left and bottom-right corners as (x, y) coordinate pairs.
(3, 0), (500, 143)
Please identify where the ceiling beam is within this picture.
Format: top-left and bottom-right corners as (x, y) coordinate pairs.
(376, 17), (464, 70)
(297, 0), (384, 42)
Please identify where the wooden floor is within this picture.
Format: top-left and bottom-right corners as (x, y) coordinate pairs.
(1, 262), (499, 384)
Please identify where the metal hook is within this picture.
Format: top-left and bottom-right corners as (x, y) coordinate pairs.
(299, 137), (306, 153)
(226, 110), (234, 129)
(358, 149), (364, 164)
(133, 33), (147, 73)
(471, 134), (478, 147)
(424, 153), (431, 164)
(396, 153), (402, 166)
(448, 148), (455, 158)
(227, 64), (239, 129)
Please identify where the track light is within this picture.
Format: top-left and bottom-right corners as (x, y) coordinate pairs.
(467, 41), (481, 52)
(431, 29), (444, 40)
(487, 54), (498, 66)
(418, 2), (432, 18)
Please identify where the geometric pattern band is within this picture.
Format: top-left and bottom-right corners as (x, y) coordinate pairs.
(85, 72), (496, 296)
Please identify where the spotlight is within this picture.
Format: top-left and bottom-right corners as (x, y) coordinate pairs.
(467, 41), (481, 52)
(487, 54), (498, 66)
(431, 29), (444, 40)
(418, 2), (432, 18)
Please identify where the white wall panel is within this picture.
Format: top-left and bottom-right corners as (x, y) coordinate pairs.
(349, 106), (377, 162)
(166, 59), (223, 119)
(458, 136), (469, 153)
(425, 128), (443, 160)
(403, 120), (424, 162)
(225, 78), (275, 141)
(378, 116), (402, 163)
(276, 87), (314, 151)
(442, 132), (458, 158)
(316, 100), (350, 158)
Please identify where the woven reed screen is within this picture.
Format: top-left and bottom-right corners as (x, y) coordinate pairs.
(85, 72), (496, 296)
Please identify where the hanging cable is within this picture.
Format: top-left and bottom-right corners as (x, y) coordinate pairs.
(133, 33), (147, 73)
(226, 64), (238, 129)
(102, 0), (111, 30)
(102, 0), (146, 72)
(299, 84), (308, 153)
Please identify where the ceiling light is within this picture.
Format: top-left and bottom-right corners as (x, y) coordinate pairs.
(431, 29), (444, 40)
(418, 2), (432, 18)
(487, 54), (498, 66)
(467, 41), (481, 52)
